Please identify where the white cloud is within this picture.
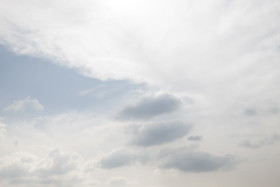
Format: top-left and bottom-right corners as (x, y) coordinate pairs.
(0, 122), (6, 138)
(0, 149), (97, 187)
(0, 0), (279, 94)
(0, 1), (279, 133)
(4, 96), (44, 112)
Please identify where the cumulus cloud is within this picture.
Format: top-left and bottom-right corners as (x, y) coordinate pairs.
(188, 136), (203, 141)
(4, 96), (44, 112)
(130, 121), (192, 146)
(240, 134), (280, 149)
(0, 149), (92, 187)
(118, 94), (181, 120)
(159, 147), (236, 172)
(35, 148), (83, 176)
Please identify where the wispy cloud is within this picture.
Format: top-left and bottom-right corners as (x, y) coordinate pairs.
(188, 136), (203, 141)
(240, 134), (280, 149)
(4, 96), (44, 112)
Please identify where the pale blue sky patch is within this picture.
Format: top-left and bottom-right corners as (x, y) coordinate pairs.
(0, 45), (145, 121)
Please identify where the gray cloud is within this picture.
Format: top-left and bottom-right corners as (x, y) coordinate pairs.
(188, 136), (202, 141)
(244, 108), (257, 116)
(131, 121), (192, 147)
(159, 148), (236, 172)
(98, 150), (137, 169)
(240, 134), (280, 149)
(118, 94), (181, 120)
(97, 146), (236, 173)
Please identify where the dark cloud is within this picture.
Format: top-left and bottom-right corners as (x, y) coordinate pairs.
(118, 94), (181, 120)
(240, 134), (280, 149)
(188, 136), (202, 141)
(159, 148), (236, 172)
(131, 121), (192, 147)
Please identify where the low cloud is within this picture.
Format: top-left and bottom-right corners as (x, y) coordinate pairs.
(188, 136), (202, 141)
(118, 94), (181, 120)
(98, 150), (137, 169)
(244, 108), (257, 116)
(159, 147), (236, 172)
(0, 149), (92, 187)
(35, 148), (83, 176)
(131, 121), (192, 147)
(240, 134), (280, 149)
(97, 146), (237, 173)
(4, 96), (44, 112)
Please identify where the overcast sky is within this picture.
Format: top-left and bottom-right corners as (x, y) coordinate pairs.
(0, 0), (280, 187)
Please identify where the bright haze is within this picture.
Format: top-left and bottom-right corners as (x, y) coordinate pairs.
(0, 0), (280, 187)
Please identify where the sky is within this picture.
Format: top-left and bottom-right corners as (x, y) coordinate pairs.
(0, 0), (280, 186)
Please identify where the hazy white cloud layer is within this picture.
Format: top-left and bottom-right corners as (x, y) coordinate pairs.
(0, 0), (280, 187)
(0, 0), (279, 91)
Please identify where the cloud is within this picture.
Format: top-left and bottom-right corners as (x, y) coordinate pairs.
(98, 149), (137, 169)
(97, 146), (237, 173)
(0, 152), (35, 179)
(188, 136), (202, 141)
(1, 0), (278, 94)
(240, 134), (280, 149)
(4, 96), (44, 112)
(244, 108), (257, 116)
(159, 147), (236, 172)
(35, 148), (83, 176)
(107, 177), (128, 186)
(0, 122), (6, 138)
(130, 121), (192, 146)
(0, 149), (92, 187)
(118, 94), (181, 120)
